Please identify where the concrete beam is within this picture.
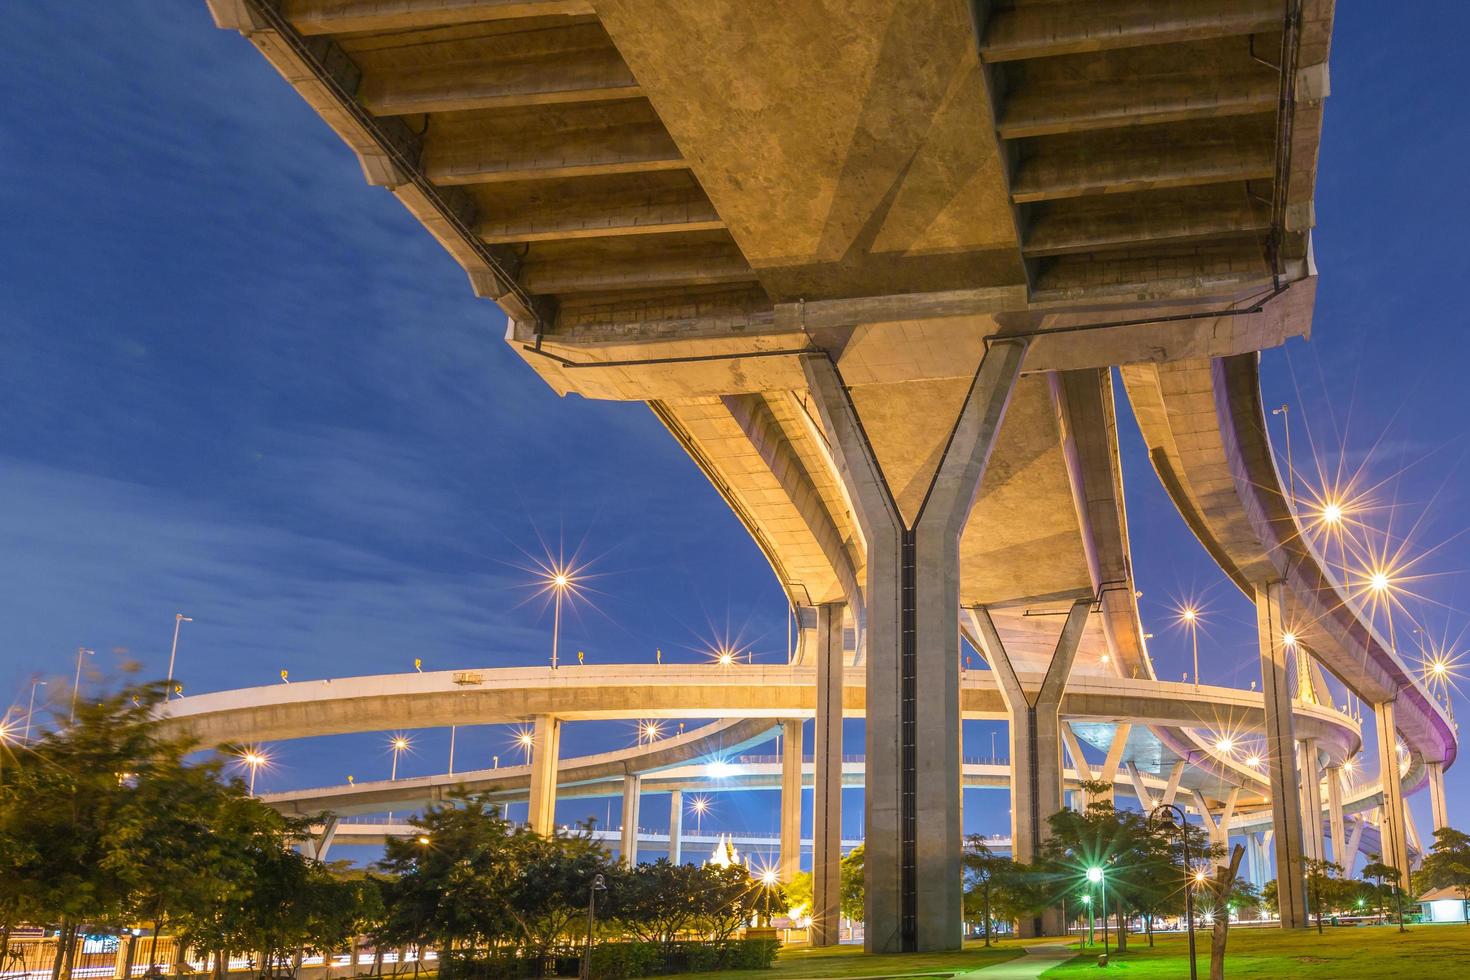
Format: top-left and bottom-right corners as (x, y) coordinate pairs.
(1257, 583), (1308, 928)
(779, 719), (803, 881)
(1374, 700), (1411, 888)
(1326, 766), (1346, 868)
(425, 121), (685, 186)
(1011, 118), (1274, 204)
(973, 598), (1088, 938)
(527, 714), (560, 834)
(981, 0), (1281, 63)
(1023, 188), (1270, 257)
(284, 0), (594, 35)
(358, 41), (640, 116)
(619, 773), (641, 866)
(1161, 760), (1185, 808)
(1095, 722), (1133, 804)
(521, 243), (755, 294)
(1298, 738), (1324, 862)
(477, 180), (721, 244)
(811, 603), (844, 947)
(998, 74), (1277, 140)
(802, 341), (1027, 952)
(1428, 761), (1450, 832)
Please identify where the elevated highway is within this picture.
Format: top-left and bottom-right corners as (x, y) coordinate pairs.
(198, 0), (1451, 952)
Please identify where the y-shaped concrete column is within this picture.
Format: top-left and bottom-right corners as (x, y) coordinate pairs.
(811, 602), (845, 947)
(620, 774), (642, 866)
(668, 790), (683, 864)
(804, 342), (1027, 952)
(780, 719), (805, 881)
(971, 599), (1089, 937)
(1255, 583), (1308, 928)
(1428, 761), (1450, 833)
(1373, 700), (1411, 889)
(527, 714), (561, 835)
(1298, 739), (1324, 862)
(1326, 766), (1346, 867)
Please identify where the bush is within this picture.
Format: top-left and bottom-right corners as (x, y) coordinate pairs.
(439, 938), (777, 980)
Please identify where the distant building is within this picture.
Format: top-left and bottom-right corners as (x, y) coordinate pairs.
(1418, 887), (1470, 923)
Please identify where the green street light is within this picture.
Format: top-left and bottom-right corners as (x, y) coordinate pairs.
(1087, 867), (1109, 958)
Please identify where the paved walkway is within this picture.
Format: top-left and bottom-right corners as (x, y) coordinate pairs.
(971, 944), (1075, 979)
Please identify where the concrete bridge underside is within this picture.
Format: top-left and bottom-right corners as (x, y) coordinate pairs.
(200, 0), (1453, 953)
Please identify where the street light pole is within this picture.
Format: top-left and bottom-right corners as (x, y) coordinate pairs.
(70, 647), (94, 724)
(1272, 404), (1294, 509)
(1151, 803), (1197, 980)
(579, 873), (606, 980)
(24, 678), (46, 745)
(165, 613), (193, 698)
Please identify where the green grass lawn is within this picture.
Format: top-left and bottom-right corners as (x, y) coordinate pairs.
(676, 938), (1025, 980)
(1040, 923), (1470, 978)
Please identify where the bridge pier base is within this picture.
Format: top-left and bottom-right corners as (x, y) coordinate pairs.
(812, 601), (845, 947)
(668, 790), (683, 864)
(970, 599), (1089, 938)
(804, 341), (1027, 953)
(1373, 699), (1411, 889)
(1255, 583), (1308, 928)
(527, 714), (561, 835)
(779, 719), (804, 880)
(620, 774), (642, 866)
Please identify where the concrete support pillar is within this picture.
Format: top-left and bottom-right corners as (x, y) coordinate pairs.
(316, 814), (340, 863)
(668, 790), (683, 864)
(1298, 739), (1324, 862)
(972, 599), (1089, 937)
(1244, 832), (1264, 890)
(1255, 582), (1308, 928)
(1428, 761), (1450, 832)
(527, 714), (561, 835)
(804, 341), (1026, 953)
(811, 602), (845, 947)
(1373, 700), (1411, 890)
(780, 719), (805, 881)
(620, 774), (642, 866)
(1326, 766), (1346, 868)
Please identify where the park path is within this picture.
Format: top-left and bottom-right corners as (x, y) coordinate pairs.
(968, 944), (1074, 979)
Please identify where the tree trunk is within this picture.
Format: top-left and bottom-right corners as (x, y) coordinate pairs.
(147, 919), (163, 976)
(1209, 845), (1245, 980)
(1146, 913), (1154, 947)
(61, 923), (79, 980)
(50, 920), (71, 980)
(1115, 901), (1127, 954)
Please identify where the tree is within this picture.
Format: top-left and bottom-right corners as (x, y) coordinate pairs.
(1362, 855), (1406, 930)
(839, 845), (864, 921)
(784, 870), (813, 924)
(1038, 794), (1205, 954)
(962, 836), (1044, 944)
(1415, 827), (1470, 924)
(1205, 845), (1246, 980)
(1303, 859), (1345, 934)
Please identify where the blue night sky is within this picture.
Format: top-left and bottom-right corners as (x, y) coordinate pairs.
(3, 4), (1469, 863)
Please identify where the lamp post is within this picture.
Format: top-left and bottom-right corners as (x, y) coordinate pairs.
(547, 569), (575, 670)
(243, 751), (266, 795)
(579, 873), (607, 980)
(165, 613), (193, 699)
(1150, 802), (1197, 980)
(70, 647), (94, 724)
(24, 678), (46, 745)
(1088, 866), (1108, 959)
(1183, 608), (1200, 690)
(1271, 404), (1294, 509)
(1081, 893), (1093, 946)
